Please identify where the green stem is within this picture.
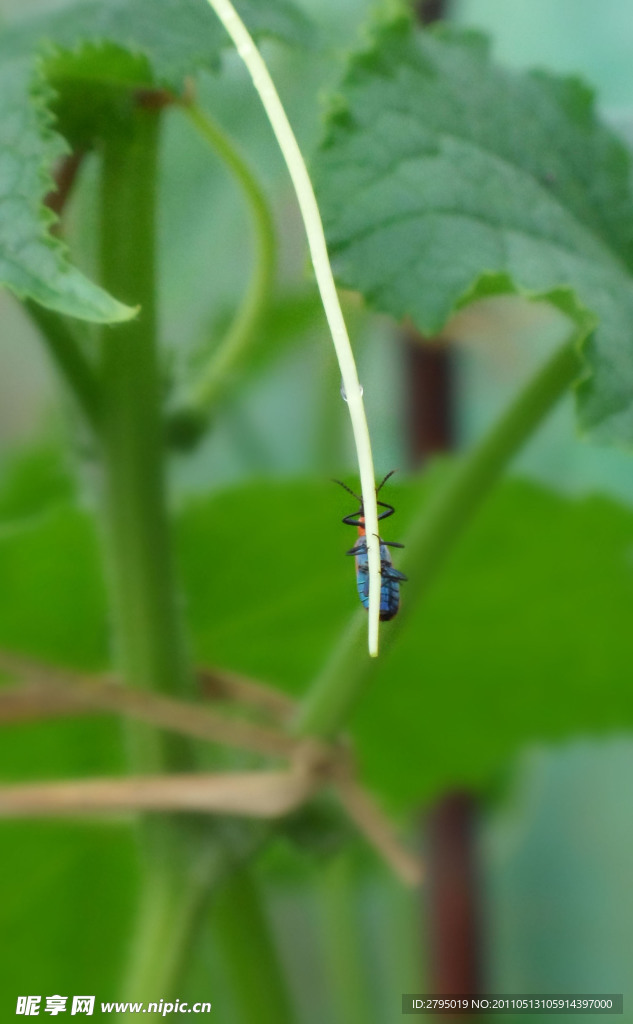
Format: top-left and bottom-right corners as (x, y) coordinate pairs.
(99, 111), (190, 712)
(319, 853), (377, 1024)
(293, 337), (581, 738)
(213, 863), (294, 1024)
(25, 301), (101, 430)
(127, 846), (226, 1002)
(97, 106), (198, 1005)
(183, 102), (276, 413)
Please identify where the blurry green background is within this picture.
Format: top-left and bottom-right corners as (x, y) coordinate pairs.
(1, 0), (633, 1018)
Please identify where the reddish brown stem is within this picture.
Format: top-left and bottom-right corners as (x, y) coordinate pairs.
(425, 793), (483, 995)
(135, 88), (177, 111)
(44, 150), (85, 219)
(407, 1), (485, 1002)
(404, 327), (455, 461)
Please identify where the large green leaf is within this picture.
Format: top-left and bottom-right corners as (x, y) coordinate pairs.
(2, 456), (631, 985)
(0, 0), (311, 322)
(176, 477), (633, 811)
(355, 479), (633, 810)
(2, 467), (632, 811)
(0, 443), (75, 523)
(0, 0), (312, 86)
(313, 14), (633, 443)
(0, 453), (132, 1000)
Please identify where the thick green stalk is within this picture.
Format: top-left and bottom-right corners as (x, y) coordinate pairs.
(97, 103), (296, 1014)
(99, 110), (190, 712)
(320, 853), (377, 1024)
(293, 338), (581, 738)
(98, 106), (196, 1004)
(213, 863), (294, 1024)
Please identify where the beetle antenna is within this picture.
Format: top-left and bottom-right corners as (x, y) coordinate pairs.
(332, 478), (362, 503)
(376, 469), (397, 494)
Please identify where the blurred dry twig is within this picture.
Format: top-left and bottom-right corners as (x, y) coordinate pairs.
(0, 650), (423, 886)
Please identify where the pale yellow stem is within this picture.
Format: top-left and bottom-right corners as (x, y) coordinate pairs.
(204, 0), (381, 655)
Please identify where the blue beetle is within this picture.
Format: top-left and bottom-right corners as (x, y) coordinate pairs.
(335, 470), (407, 621)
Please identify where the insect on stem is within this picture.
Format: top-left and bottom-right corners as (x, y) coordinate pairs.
(203, 0), (382, 655)
(336, 472), (407, 622)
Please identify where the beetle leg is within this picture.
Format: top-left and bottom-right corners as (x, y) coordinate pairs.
(347, 542), (366, 556)
(342, 512), (364, 527)
(376, 499), (395, 521)
(383, 566), (408, 582)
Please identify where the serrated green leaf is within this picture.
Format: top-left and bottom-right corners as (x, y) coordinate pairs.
(313, 17), (633, 443)
(0, 0), (312, 322)
(0, 57), (136, 322)
(0, 0), (313, 88)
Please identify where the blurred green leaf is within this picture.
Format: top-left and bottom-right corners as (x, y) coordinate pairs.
(229, 289), (326, 386)
(4, 473), (633, 800)
(0, 820), (137, 998)
(0, 0), (313, 86)
(313, 14), (633, 443)
(167, 290), (333, 450)
(0, 506), (108, 668)
(183, 289), (325, 398)
(0, 0), (312, 322)
(0, 444), (75, 523)
(177, 476), (633, 813)
(0, 477), (131, 1000)
(356, 478), (633, 810)
(2, 473), (633, 882)
(176, 480), (351, 684)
